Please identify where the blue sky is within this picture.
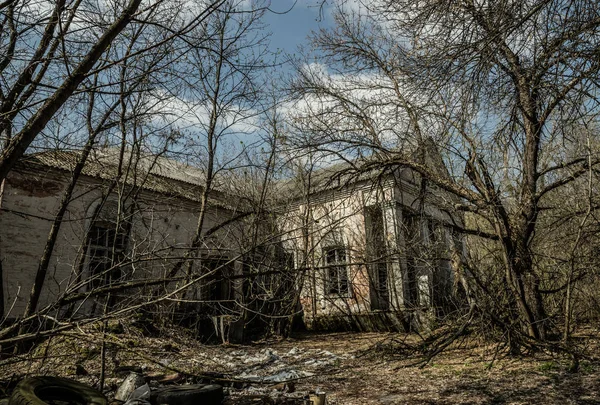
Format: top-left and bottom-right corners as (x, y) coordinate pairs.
(263, 0), (333, 58)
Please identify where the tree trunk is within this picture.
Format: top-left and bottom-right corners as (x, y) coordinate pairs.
(0, 0), (142, 183)
(0, 178), (5, 318)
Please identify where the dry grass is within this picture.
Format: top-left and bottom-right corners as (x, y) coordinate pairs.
(1, 322), (599, 404)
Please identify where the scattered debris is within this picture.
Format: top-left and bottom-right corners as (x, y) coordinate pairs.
(106, 345), (341, 404)
(4, 329), (600, 404)
(115, 373), (146, 401)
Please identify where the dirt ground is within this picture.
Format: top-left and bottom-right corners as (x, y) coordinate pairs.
(1, 324), (600, 404)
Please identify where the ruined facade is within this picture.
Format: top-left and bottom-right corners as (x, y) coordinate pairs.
(0, 148), (463, 336)
(278, 165), (464, 332)
(0, 149), (247, 328)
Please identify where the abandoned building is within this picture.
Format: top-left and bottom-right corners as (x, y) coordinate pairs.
(0, 149), (249, 320)
(0, 146), (463, 338)
(277, 159), (464, 332)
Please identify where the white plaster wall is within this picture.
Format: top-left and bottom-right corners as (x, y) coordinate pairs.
(278, 170), (460, 324)
(0, 167), (244, 317)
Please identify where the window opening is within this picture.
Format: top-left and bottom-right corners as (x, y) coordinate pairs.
(402, 208), (420, 306)
(365, 205), (389, 310)
(324, 246), (348, 295)
(88, 222), (127, 289)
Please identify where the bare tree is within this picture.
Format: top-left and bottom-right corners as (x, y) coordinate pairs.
(288, 0), (600, 349)
(0, 0), (282, 347)
(0, 0), (231, 182)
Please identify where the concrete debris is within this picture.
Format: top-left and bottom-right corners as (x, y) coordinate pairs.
(115, 373), (146, 402)
(113, 345), (340, 404)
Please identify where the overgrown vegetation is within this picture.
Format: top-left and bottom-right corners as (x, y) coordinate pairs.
(1, 0), (600, 393)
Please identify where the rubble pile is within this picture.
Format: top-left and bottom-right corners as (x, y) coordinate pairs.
(217, 346), (351, 403)
(114, 346), (352, 404)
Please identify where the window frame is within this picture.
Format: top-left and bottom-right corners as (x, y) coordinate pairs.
(364, 204), (390, 308)
(323, 245), (350, 296)
(87, 221), (128, 290)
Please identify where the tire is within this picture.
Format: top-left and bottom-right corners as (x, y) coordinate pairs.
(9, 377), (106, 405)
(149, 384), (223, 405)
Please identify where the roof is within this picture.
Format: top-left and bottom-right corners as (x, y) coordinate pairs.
(276, 160), (388, 197)
(17, 138), (452, 208)
(17, 148), (233, 206)
(275, 138), (452, 199)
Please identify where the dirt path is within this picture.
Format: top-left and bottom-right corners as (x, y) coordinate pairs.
(225, 332), (600, 404)
(2, 328), (599, 404)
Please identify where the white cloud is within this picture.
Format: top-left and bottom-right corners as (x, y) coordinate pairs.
(283, 61), (442, 161)
(148, 92), (260, 137)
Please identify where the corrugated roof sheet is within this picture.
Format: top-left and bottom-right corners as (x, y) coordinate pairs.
(18, 149), (225, 205)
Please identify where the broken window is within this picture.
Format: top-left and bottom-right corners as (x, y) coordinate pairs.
(203, 258), (233, 302)
(87, 201), (129, 290)
(323, 246), (349, 295)
(88, 223), (127, 289)
(365, 204), (389, 310)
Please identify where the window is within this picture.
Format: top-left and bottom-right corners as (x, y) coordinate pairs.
(324, 246), (348, 295)
(402, 208), (420, 306)
(203, 258), (233, 302)
(88, 222), (127, 289)
(245, 247), (296, 300)
(375, 261), (388, 294)
(365, 205), (389, 310)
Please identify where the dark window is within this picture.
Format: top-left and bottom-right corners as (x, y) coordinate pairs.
(376, 262), (388, 293)
(402, 209), (419, 306)
(203, 258), (232, 302)
(88, 223), (127, 289)
(324, 246), (348, 295)
(365, 205), (389, 310)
